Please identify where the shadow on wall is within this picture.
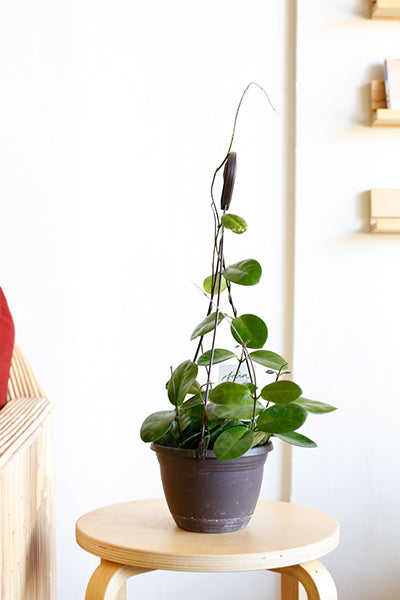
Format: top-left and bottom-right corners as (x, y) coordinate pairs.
(357, 190), (371, 233)
(358, 0), (372, 19)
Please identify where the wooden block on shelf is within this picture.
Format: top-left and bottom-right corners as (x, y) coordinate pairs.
(370, 189), (400, 233)
(371, 0), (400, 19)
(370, 81), (400, 126)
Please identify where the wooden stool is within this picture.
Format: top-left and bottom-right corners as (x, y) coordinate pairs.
(76, 498), (339, 600)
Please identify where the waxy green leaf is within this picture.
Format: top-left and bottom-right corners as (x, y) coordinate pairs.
(190, 311), (224, 340)
(213, 426), (255, 462)
(140, 410), (175, 442)
(167, 360), (198, 406)
(197, 349), (237, 366)
(209, 381), (252, 405)
(249, 350), (288, 371)
(231, 314), (268, 349)
(179, 396), (204, 431)
(223, 259), (262, 286)
(293, 398), (337, 414)
(275, 432), (317, 448)
(260, 381), (303, 405)
(221, 213), (248, 234)
(207, 399), (263, 421)
(257, 404), (307, 434)
(251, 431), (270, 447)
(203, 274), (227, 294)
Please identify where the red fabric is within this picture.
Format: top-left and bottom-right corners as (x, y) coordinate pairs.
(0, 288), (15, 409)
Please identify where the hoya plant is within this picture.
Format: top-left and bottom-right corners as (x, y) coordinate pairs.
(140, 84), (336, 461)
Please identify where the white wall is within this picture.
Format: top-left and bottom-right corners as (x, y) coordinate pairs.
(1, 1), (293, 599)
(292, 2), (400, 599)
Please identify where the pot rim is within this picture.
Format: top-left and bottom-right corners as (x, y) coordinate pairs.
(151, 440), (273, 460)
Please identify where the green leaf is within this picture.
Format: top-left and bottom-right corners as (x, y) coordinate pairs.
(275, 432), (317, 448)
(203, 274), (227, 294)
(222, 259), (262, 286)
(179, 395), (204, 429)
(252, 430), (270, 447)
(293, 398), (337, 414)
(221, 213), (248, 234)
(197, 349), (237, 366)
(245, 382), (257, 395)
(260, 381), (303, 405)
(155, 420), (180, 446)
(249, 350), (288, 371)
(231, 314), (268, 349)
(181, 395), (202, 411)
(207, 399), (263, 420)
(140, 411), (176, 442)
(190, 311), (225, 340)
(257, 404), (307, 434)
(167, 360), (199, 406)
(213, 426), (255, 461)
(209, 382), (252, 405)
(188, 380), (201, 394)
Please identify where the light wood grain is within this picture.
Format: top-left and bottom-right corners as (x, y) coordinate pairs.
(273, 561), (338, 600)
(85, 560), (152, 600)
(281, 573), (300, 600)
(76, 498), (339, 573)
(371, 0), (400, 18)
(370, 81), (400, 126)
(0, 345), (55, 599)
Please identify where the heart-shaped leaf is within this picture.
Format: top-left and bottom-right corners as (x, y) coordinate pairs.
(260, 381), (302, 405)
(203, 274), (227, 294)
(209, 381), (252, 405)
(275, 432), (317, 448)
(197, 348), (237, 366)
(140, 410), (176, 442)
(167, 360), (199, 406)
(249, 350), (288, 371)
(190, 311), (224, 340)
(223, 259), (262, 286)
(293, 398), (337, 414)
(213, 426), (255, 461)
(257, 404), (307, 433)
(231, 314), (268, 349)
(221, 213), (248, 234)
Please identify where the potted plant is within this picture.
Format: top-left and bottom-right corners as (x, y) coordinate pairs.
(140, 83), (336, 533)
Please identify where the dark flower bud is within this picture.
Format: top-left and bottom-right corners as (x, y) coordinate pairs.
(220, 152), (237, 211)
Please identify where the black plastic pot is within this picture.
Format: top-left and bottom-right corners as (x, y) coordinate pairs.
(151, 442), (273, 533)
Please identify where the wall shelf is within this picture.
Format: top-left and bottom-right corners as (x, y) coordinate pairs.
(371, 0), (400, 19)
(370, 81), (400, 126)
(370, 189), (400, 233)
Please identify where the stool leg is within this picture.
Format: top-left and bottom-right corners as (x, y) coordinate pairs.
(85, 559), (154, 600)
(271, 560), (338, 600)
(116, 582), (127, 600)
(281, 573), (300, 600)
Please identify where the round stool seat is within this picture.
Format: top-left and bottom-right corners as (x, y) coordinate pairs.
(76, 498), (339, 572)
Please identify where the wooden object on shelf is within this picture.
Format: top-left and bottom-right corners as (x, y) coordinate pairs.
(370, 189), (400, 233)
(371, 0), (400, 19)
(0, 344), (56, 599)
(76, 498), (340, 600)
(371, 81), (400, 126)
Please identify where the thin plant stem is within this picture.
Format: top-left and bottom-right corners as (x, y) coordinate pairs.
(170, 366), (182, 443)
